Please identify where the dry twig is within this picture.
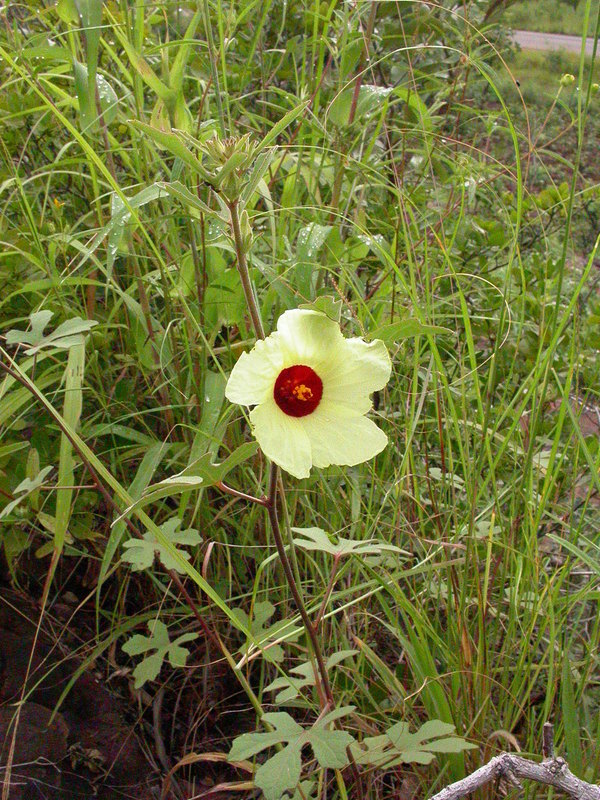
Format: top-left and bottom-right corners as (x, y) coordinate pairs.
(429, 725), (600, 800)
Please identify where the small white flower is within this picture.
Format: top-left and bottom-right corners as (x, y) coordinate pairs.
(225, 309), (392, 479)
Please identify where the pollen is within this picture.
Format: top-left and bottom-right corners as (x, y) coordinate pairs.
(274, 365), (323, 417)
(293, 384), (313, 402)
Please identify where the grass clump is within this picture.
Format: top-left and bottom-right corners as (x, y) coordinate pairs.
(1, 1), (600, 798)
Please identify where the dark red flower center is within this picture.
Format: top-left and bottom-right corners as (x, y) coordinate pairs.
(274, 365), (323, 417)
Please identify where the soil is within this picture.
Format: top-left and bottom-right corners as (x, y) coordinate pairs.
(0, 588), (155, 800)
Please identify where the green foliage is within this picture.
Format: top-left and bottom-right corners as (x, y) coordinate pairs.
(121, 517), (201, 572)
(351, 720), (477, 768)
(0, 466), (53, 521)
(122, 620), (198, 689)
(228, 708), (355, 800)
(264, 651), (358, 703)
(292, 527), (403, 559)
(506, 0), (599, 34)
(233, 600), (303, 664)
(2, 0), (600, 797)
(6, 311), (97, 354)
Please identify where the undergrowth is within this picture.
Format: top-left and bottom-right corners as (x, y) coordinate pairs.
(1, 1), (600, 798)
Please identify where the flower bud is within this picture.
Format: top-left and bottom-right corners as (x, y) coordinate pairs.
(560, 73), (575, 87)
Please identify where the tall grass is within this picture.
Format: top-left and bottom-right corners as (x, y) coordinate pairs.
(1, 1), (600, 797)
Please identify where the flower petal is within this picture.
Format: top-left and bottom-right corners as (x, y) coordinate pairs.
(326, 337), (392, 391)
(321, 338), (391, 410)
(225, 334), (285, 406)
(277, 309), (344, 369)
(250, 399), (313, 479)
(302, 408), (389, 469)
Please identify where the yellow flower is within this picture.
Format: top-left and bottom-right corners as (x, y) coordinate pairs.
(225, 309), (391, 479)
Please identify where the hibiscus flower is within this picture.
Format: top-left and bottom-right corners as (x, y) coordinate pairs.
(225, 309), (391, 479)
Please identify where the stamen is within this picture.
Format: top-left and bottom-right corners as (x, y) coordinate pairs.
(293, 384), (313, 401)
(274, 365), (323, 417)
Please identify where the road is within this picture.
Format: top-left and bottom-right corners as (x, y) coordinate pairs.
(513, 29), (598, 56)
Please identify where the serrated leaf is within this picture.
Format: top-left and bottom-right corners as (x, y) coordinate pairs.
(121, 517), (201, 573)
(299, 296), (342, 322)
(265, 653), (357, 702)
(122, 633), (155, 656)
(0, 466), (53, 520)
(352, 718), (474, 769)
(122, 619), (198, 689)
(309, 729), (354, 768)
(228, 730), (290, 762)
(168, 636), (199, 667)
(414, 720), (457, 739)
(229, 709), (355, 800)
(235, 601), (303, 665)
(292, 527), (402, 559)
(255, 745), (302, 800)
(399, 749), (436, 765)
(5, 310), (52, 345)
(132, 651), (163, 688)
(6, 311), (97, 355)
(369, 320), (451, 345)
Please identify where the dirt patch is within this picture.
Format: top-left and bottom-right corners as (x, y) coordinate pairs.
(0, 589), (155, 800)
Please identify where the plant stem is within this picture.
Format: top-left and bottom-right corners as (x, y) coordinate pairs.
(228, 200), (265, 339)
(228, 203), (333, 709)
(266, 464), (333, 707)
(217, 480), (267, 506)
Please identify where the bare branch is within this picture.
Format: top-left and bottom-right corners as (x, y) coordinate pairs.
(429, 754), (600, 800)
(543, 722), (554, 760)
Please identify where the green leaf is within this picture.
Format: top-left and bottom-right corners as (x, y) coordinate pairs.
(73, 60), (119, 130)
(229, 728), (293, 762)
(117, 36), (174, 102)
(6, 311), (97, 355)
(129, 122), (211, 179)
(122, 619), (198, 689)
(292, 527), (403, 559)
(562, 657), (582, 775)
(56, 0), (79, 25)
(106, 184), (169, 274)
(53, 342), (85, 553)
(369, 320), (452, 345)
(294, 223), (333, 297)
(255, 101), (309, 155)
(0, 466), (53, 520)
(240, 149), (277, 206)
(309, 728), (354, 769)
(229, 709), (356, 800)
(132, 651), (164, 687)
(329, 84), (392, 128)
(255, 746), (303, 800)
(168, 10), (202, 92)
(158, 180), (214, 216)
(100, 442), (170, 586)
(234, 600), (302, 664)
(264, 651), (357, 702)
(351, 719), (475, 768)
(121, 517), (201, 573)
(299, 296), (342, 322)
